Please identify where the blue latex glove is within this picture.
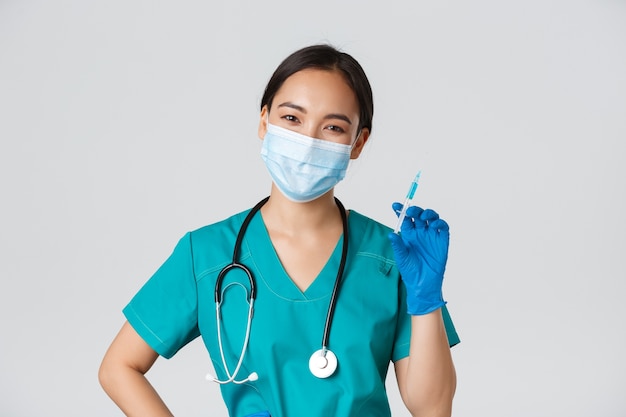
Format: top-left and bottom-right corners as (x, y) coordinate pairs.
(389, 202), (450, 315)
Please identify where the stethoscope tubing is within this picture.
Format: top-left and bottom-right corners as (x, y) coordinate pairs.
(214, 197), (268, 304)
(213, 196), (348, 382)
(321, 198), (348, 350)
(215, 295), (255, 384)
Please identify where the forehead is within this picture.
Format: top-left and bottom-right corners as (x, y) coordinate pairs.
(273, 68), (359, 115)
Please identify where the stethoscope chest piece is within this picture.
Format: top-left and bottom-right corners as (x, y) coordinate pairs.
(309, 349), (337, 379)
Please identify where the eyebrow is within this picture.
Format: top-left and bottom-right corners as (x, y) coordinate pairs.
(277, 101), (353, 125)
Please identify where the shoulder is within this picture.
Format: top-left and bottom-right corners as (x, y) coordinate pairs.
(348, 210), (392, 235)
(188, 209), (250, 243)
(182, 207), (255, 274)
(348, 210), (396, 264)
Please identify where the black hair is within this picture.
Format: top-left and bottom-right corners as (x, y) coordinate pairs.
(260, 44), (374, 134)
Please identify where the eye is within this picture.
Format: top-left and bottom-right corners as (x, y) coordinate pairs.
(325, 125), (346, 134)
(282, 114), (300, 123)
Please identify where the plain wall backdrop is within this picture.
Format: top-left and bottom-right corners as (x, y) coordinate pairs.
(1, 1), (625, 416)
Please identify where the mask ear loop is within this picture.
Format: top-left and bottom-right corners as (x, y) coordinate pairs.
(350, 129), (363, 150)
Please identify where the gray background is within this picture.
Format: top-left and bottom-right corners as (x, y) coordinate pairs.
(1, 1), (625, 416)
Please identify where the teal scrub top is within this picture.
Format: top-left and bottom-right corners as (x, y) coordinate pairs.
(124, 207), (460, 417)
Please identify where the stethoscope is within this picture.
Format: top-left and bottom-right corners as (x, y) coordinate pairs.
(206, 196), (348, 384)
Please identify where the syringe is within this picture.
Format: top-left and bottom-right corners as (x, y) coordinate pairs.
(393, 171), (422, 234)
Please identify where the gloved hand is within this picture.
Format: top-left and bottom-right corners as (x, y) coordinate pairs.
(388, 202), (450, 315)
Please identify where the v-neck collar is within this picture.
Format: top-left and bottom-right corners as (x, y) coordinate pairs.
(243, 210), (346, 301)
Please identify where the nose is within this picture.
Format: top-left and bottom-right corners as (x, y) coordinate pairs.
(301, 123), (319, 139)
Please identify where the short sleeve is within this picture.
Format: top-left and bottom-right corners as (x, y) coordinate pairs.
(123, 233), (200, 359)
(442, 305), (460, 347)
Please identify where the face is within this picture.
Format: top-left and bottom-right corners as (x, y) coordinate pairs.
(258, 69), (370, 159)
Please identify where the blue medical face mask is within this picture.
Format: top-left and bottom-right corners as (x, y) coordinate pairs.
(261, 122), (353, 203)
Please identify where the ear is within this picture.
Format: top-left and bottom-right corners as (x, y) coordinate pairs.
(350, 128), (370, 159)
(258, 106), (269, 140)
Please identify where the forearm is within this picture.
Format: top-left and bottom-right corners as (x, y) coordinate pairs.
(99, 322), (173, 417)
(401, 309), (456, 417)
(99, 363), (173, 417)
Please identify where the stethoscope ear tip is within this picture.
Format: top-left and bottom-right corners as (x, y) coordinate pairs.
(248, 372), (259, 381)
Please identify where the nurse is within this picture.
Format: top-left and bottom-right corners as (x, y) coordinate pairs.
(99, 44), (459, 417)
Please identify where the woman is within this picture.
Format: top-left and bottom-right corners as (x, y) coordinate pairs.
(99, 44), (459, 417)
